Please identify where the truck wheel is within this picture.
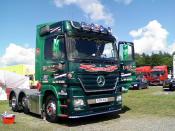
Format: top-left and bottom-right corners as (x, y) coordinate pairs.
(22, 95), (29, 114)
(45, 95), (58, 123)
(11, 94), (18, 112)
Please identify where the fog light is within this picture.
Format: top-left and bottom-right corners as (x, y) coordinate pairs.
(116, 95), (122, 102)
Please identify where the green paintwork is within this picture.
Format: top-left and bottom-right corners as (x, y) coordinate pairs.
(120, 61), (136, 90)
(35, 20), (122, 118)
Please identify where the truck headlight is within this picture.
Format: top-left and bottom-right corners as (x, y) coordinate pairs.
(116, 95), (122, 102)
(73, 99), (84, 107)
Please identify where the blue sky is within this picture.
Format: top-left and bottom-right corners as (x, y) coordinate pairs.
(0, 0), (175, 66)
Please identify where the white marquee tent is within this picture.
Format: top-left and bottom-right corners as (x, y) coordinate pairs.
(0, 70), (30, 100)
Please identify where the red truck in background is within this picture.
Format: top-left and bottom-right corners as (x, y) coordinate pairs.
(136, 66), (152, 81)
(149, 65), (168, 85)
(136, 65), (168, 86)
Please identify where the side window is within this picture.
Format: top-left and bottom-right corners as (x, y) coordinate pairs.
(119, 43), (133, 61)
(44, 37), (65, 60)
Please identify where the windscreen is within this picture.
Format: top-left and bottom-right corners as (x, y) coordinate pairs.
(151, 71), (164, 77)
(67, 37), (117, 61)
(136, 73), (143, 80)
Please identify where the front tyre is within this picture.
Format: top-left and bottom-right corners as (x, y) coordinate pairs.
(45, 95), (58, 123)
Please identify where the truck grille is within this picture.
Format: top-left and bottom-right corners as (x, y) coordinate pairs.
(77, 73), (117, 92)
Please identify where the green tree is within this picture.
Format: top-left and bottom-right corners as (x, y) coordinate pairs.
(135, 52), (172, 69)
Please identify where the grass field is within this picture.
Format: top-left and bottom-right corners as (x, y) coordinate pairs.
(0, 86), (175, 131)
(123, 86), (175, 117)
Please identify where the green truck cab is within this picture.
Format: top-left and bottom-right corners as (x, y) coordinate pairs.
(118, 41), (136, 91)
(9, 20), (123, 122)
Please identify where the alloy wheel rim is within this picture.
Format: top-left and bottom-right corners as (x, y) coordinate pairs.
(46, 101), (56, 116)
(12, 96), (17, 108)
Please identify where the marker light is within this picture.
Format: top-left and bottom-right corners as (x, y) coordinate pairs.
(90, 23), (100, 32)
(90, 23), (95, 30)
(81, 22), (91, 31)
(100, 25), (108, 34)
(107, 27), (112, 34)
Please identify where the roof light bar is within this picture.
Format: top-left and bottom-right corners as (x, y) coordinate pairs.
(90, 23), (100, 32)
(79, 21), (112, 34)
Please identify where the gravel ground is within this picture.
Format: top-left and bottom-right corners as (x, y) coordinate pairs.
(11, 112), (173, 131)
(60, 113), (175, 131)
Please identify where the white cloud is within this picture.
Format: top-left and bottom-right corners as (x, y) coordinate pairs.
(129, 20), (175, 54)
(0, 43), (35, 67)
(169, 41), (175, 54)
(53, 0), (114, 24)
(114, 0), (133, 5)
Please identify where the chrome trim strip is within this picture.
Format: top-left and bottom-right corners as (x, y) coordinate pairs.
(69, 108), (121, 118)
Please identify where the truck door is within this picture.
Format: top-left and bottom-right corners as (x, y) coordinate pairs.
(118, 41), (136, 90)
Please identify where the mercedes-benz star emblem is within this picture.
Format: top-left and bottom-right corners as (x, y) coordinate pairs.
(97, 75), (105, 87)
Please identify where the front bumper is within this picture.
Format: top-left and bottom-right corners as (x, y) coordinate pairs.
(150, 82), (161, 85)
(68, 98), (122, 119)
(150, 79), (163, 85)
(66, 86), (122, 118)
(69, 108), (121, 118)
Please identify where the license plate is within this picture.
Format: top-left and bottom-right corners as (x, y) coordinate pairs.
(96, 98), (108, 103)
